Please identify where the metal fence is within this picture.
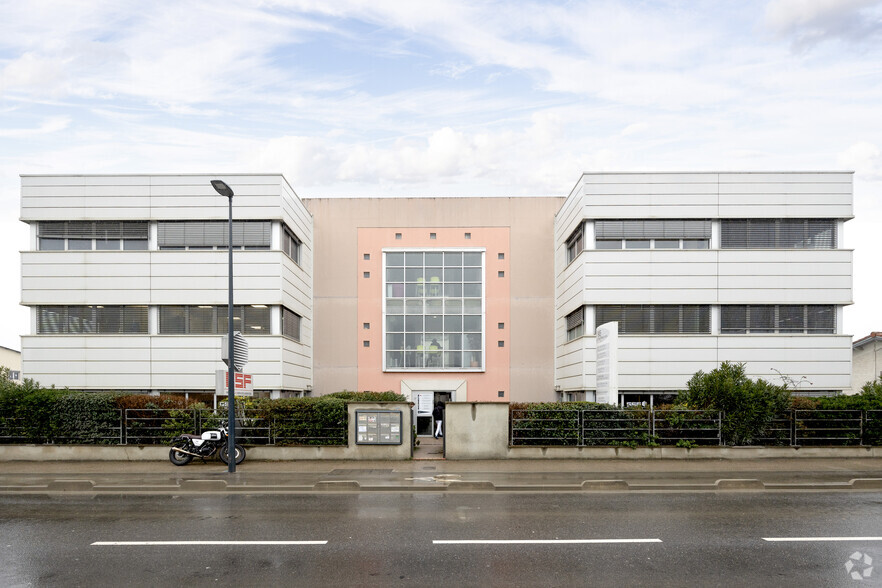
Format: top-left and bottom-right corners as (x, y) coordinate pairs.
(0, 408), (347, 446)
(510, 408), (882, 447)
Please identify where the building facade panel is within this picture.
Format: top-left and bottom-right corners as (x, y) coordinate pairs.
(20, 174), (314, 396)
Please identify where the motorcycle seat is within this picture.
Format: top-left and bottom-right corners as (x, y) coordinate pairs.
(180, 434), (202, 439)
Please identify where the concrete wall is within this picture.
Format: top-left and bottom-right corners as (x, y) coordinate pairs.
(444, 402), (510, 459)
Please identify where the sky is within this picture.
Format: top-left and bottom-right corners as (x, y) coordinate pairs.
(0, 0), (881, 351)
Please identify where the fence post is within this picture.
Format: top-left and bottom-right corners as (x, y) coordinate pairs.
(578, 410), (583, 447)
(717, 411), (722, 446)
(861, 409), (866, 446)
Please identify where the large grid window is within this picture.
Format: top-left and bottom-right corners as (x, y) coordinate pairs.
(37, 306), (148, 334)
(159, 305), (270, 334)
(157, 221), (271, 250)
(721, 219), (836, 249)
(721, 305), (835, 334)
(282, 307), (302, 341)
(282, 226), (301, 264)
(37, 221), (148, 251)
(566, 307), (585, 341)
(384, 250), (483, 370)
(596, 305), (710, 334)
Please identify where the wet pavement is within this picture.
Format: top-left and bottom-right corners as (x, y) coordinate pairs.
(1, 453), (881, 494)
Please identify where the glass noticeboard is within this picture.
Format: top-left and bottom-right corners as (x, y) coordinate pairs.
(355, 410), (403, 445)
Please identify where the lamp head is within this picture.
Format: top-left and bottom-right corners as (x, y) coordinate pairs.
(211, 180), (234, 198)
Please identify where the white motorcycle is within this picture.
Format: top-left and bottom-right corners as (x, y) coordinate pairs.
(168, 425), (246, 466)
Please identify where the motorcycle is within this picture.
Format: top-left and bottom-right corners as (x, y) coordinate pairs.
(168, 424), (246, 466)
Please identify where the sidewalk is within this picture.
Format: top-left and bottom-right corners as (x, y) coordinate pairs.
(2, 455), (881, 494)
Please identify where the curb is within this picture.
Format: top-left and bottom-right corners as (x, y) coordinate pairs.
(2, 478), (882, 495)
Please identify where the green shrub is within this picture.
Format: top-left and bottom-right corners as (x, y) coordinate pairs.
(678, 362), (791, 446)
(51, 393), (121, 444)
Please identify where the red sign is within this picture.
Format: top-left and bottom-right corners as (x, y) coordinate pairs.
(215, 370), (254, 396)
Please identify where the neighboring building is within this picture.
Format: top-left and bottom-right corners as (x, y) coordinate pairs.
(0, 346), (22, 384)
(851, 332), (882, 394)
(19, 171), (855, 408)
(19, 175), (313, 399)
(556, 172), (853, 405)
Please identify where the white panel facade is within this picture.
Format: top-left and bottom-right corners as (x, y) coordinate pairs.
(20, 174), (313, 395)
(555, 171), (854, 398)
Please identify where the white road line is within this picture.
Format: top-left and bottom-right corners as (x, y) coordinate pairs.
(91, 541), (327, 546)
(433, 539), (662, 545)
(763, 537), (882, 542)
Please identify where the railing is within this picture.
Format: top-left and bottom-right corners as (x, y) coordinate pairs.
(510, 408), (882, 447)
(795, 409), (863, 446)
(0, 410), (124, 445)
(653, 410), (721, 446)
(0, 408), (346, 446)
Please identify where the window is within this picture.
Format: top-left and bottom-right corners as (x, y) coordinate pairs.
(282, 226), (301, 263)
(721, 305), (835, 334)
(721, 219), (837, 249)
(159, 305), (270, 334)
(37, 306), (148, 334)
(566, 307), (584, 341)
(6, 371), (20, 381)
(595, 305), (710, 334)
(157, 221), (271, 250)
(282, 307), (302, 341)
(384, 249), (483, 370)
(566, 223), (584, 263)
(37, 221), (148, 251)
(595, 219), (711, 250)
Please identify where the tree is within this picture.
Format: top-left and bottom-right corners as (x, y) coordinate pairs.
(678, 362), (791, 445)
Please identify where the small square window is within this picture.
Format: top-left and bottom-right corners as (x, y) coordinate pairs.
(363, 271), (370, 278)
(363, 340), (370, 347)
(498, 341), (504, 347)
(498, 271), (504, 278)
(430, 233), (437, 239)
(498, 391), (505, 398)
(464, 232), (471, 239)
(364, 253), (370, 260)
(395, 233), (402, 240)
(363, 323), (370, 330)
(498, 322), (504, 329)
(498, 253), (504, 260)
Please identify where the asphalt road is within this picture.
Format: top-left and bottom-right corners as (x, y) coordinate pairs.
(1, 492), (881, 587)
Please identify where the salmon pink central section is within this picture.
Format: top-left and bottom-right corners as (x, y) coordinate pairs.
(357, 227), (510, 402)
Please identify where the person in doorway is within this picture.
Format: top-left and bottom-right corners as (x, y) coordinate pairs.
(432, 402), (444, 438)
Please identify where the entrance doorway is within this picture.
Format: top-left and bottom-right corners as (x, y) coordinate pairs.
(414, 390), (453, 437)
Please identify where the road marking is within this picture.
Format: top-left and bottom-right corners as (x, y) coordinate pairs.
(763, 537), (882, 542)
(433, 539), (662, 545)
(92, 541), (327, 546)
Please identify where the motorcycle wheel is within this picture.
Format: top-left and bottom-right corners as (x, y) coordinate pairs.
(169, 442), (193, 466)
(219, 443), (246, 465)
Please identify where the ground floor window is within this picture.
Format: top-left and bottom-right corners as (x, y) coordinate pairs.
(721, 305), (835, 334)
(159, 305), (270, 334)
(37, 305), (148, 334)
(595, 305), (710, 334)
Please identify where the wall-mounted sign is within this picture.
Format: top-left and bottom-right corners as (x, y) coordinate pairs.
(356, 410), (403, 445)
(215, 370), (254, 396)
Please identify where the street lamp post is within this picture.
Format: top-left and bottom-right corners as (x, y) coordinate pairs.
(210, 179), (237, 474)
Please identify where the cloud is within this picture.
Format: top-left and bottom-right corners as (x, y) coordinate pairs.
(0, 116), (70, 138)
(764, 0), (882, 49)
(838, 141), (882, 180)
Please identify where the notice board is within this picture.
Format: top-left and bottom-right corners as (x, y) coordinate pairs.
(355, 410), (403, 445)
